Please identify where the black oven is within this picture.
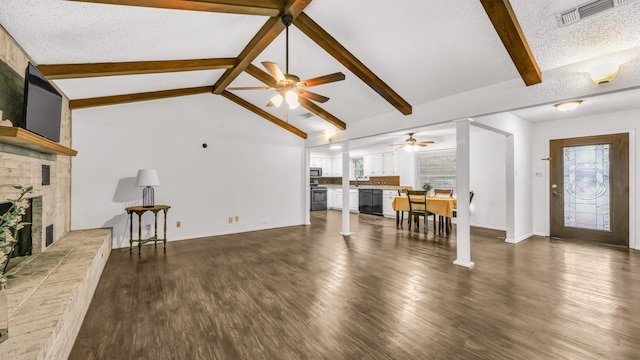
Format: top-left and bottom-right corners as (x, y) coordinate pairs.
(310, 167), (322, 177)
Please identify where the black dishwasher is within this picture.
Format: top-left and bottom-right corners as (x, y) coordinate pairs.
(359, 189), (383, 216)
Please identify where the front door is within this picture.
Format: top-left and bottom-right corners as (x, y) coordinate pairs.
(549, 133), (629, 246)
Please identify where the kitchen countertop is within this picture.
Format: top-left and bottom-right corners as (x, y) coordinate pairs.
(320, 184), (412, 190)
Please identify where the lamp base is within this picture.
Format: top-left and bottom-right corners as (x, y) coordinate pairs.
(142, 186), (154, 208)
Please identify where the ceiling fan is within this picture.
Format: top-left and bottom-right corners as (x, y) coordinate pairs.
(228, 15), (345, 109)
(390, 133), (435, 151)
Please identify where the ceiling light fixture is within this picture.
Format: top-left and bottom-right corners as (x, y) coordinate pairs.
(554, 100), (583, 112)
(589, 62), (620, 84)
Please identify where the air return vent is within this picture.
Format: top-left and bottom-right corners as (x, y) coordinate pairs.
(557, 0), (636, 27)
(299, 112), (314, 119)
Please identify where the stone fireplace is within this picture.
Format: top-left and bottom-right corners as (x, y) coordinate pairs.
(0, 22), (72, 254)
(0, 197), (46, 272)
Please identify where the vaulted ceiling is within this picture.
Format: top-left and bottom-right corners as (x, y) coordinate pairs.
(1, 0), (640, 139)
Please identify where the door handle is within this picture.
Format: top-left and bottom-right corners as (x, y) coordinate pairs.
(551, 184), (560, 196)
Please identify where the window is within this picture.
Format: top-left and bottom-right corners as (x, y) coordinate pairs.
(416, 149), (456, 194)
(353, 158), (364, 179)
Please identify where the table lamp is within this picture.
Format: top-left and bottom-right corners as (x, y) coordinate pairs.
(135, 169), (160, 207)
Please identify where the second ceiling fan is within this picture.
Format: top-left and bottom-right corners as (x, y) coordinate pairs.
(390, 133), (435, 151)
(229, 15), (345, 109)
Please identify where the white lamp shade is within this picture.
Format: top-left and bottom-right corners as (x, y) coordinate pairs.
(135, 169), (160, 187)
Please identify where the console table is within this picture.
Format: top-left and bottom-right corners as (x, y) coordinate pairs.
(125, 205), (170, 255)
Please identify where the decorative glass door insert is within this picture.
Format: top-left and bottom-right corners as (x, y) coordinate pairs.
(563, 144), (610, 231)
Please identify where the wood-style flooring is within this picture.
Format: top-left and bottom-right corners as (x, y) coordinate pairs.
(70, 210), (640, 359)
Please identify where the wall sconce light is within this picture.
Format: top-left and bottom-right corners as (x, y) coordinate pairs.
(589, 62), (619, 84)
(554, 100), (583, 112)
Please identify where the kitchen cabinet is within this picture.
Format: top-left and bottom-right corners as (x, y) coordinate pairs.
(382, 152), (395, 175)
(383, 190), (397, 217)
(331, 157), (343, 176)
(333, 189), (358, 212)
(363, 155), (373, 176)
(363, 152), (394, 176)
(310, 157), (322, 168)
(349, 189), (359, 212)
(326, 188), (334, 208)
(334, 189), (342, 209)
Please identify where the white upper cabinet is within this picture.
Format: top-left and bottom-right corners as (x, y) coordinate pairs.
(310, 156), (322, 168)
(363, 152), (395, 176)
(382, 152), (395, 175)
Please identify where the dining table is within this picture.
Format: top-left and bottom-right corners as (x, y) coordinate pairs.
(392, 195), (457, 233)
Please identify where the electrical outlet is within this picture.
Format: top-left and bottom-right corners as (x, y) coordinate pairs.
(145, 224), (151, 230)
(176, 221), (181, 228)
(228, 217), (233, 223)
(235, 216), (239, 222)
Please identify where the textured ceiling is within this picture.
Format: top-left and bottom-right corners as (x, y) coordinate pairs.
(1, 0), (640, 137)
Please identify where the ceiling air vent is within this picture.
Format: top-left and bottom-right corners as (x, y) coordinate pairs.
(299, 112), (314, 119)
(556, 0), (636, 27)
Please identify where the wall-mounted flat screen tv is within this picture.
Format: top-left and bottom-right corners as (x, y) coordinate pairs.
(22, 63), (62, 143)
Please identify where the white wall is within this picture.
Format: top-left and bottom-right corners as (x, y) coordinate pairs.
(71, 94), (305, 248)
(470, 129), (507, 230)
(531, 108), (638, 249)
(475, 113), (533, 242)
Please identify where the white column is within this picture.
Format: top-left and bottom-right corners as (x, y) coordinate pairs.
(454, 119), (474, 268)
(304, 147), (311, 225)
(505, 134), (516, 242)
(341, 140), (351, 235)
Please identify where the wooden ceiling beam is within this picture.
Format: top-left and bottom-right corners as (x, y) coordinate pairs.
(479, 0), (542, 86)
(212, 0), (313, 94)
(38, 58), (237, 80)
(297, 97), (346, 131)
(67, 0), (283, 16)
(293, 12), (412, 116)
(69, 86), (212, 109)
(221, 90), (307, 139)
(245, 64), (346, 130)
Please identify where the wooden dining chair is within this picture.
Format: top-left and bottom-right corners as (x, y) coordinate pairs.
(433, 189), (453, 233)
(406, 190), (436, 233)
(447, 191), (474, 233)
(397, 189), (409, 226)
(433, 188), (453, 197)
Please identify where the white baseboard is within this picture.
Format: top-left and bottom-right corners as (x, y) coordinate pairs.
(505, 232), (534, 244)
(532, 231), (547, 237)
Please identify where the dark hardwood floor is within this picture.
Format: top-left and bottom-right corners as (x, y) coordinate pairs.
(70, 210), (640, 359)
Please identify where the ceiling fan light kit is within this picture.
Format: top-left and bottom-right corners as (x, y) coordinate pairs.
(228, 14), (345, 111)
(390, 133), (435, 151)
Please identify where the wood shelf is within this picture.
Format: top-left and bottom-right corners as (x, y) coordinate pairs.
(0, 127), (77, 156)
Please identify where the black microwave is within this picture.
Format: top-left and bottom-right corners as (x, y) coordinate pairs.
(310, 167), (322, 177)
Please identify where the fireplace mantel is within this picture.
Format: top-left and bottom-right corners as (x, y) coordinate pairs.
(0, 127), (77, 156)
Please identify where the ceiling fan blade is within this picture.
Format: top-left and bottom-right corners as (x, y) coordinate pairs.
(298, 89), (329, 103)
(300, 72), (345, 87)
(266, 100), (275, 107)
(227, 86), (275, 90)
(261, 61), (285, 83)
(389, 143), (406, 147)
(416, 141), (435, 145)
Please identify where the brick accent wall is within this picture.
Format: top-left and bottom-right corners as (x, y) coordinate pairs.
(0, 25), (72, 252)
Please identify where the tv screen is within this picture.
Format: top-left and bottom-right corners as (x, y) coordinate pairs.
(22, 63), (62, 142)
